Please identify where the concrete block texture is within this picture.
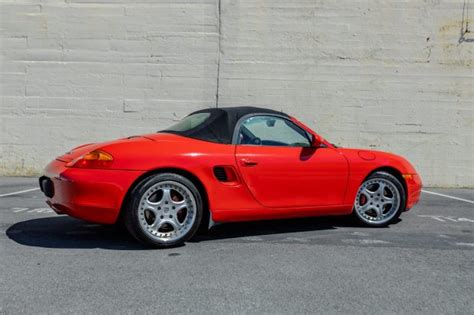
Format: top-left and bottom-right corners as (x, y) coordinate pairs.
(0, 0), (220, 176)
(218, 0), (473, 187)
(0, 0), (473, 186)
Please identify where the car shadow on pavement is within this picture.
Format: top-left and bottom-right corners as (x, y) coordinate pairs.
(6, 215), (374, 249)
(6, 216), (148, 250)
(191, 215), (365, 243)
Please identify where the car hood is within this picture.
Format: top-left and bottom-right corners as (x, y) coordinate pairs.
(337, 147), (418, 175)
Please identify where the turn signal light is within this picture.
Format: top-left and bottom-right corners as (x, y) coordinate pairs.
(66, 150), (113, 169)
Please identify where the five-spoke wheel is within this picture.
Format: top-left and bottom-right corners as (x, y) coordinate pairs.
(125, 173), (203, 248)
(353, 172), (406, 226)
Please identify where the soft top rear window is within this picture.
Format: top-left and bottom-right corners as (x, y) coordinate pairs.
(165, 112), (211, 132)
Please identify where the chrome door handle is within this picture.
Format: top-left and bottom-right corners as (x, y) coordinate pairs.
(240, 158), (258, 167)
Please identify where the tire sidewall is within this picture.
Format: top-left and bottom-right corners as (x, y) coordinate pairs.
(353, 171), (406, 227)
(125, 173), (203, 248)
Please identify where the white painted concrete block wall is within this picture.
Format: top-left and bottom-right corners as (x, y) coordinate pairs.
(219, 0), (473, 187)
(0, 0), (219, 174)
(1, 0), (473, 186)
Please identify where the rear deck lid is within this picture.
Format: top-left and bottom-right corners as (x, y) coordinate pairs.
(55, 136), (154, 163)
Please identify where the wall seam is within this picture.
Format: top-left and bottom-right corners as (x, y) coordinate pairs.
(215, 0), (222, 108)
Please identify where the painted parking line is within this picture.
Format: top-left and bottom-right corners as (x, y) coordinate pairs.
(418, 215), (474, 223)
(0, 187), (40, 198)
(2, 187), (472, 206)
(12, 207), (29, 213)
(422, 190), (474, 204)
(11, 207), (54, 214)
(27, 208), (52, 213)
(455, 242), (474, 247)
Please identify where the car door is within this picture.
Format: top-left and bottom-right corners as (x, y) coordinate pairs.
(235, 115), (348, 208)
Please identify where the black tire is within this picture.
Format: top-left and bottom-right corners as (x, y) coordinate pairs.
(124, 173), (203, 248)
(352, 171), (406, 227)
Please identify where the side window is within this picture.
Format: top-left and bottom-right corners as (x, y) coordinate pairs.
(238, 116), (311, 147)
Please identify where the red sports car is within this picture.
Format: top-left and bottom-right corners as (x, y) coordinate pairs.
(40, 107), (422, 248)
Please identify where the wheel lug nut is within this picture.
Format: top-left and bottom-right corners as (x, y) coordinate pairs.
(169, 215), (172, 218)
(160, 215), (164, 219)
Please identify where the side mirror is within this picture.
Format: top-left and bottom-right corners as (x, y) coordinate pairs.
(311, 134), (322, 148)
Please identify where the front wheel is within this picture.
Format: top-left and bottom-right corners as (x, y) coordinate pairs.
(125, 173), (203, 248)
(353, 171), (406, 227)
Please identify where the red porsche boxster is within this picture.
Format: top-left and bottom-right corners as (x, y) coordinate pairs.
(40, 107), (422, 247)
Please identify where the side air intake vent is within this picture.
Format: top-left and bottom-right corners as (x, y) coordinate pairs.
(213, 167), (228, 182)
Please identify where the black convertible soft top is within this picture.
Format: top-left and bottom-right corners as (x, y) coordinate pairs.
(160, 106), (288, 144)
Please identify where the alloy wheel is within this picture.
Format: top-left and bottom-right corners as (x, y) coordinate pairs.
(354, 178), (401, 225)
(138, 181), (197, 243)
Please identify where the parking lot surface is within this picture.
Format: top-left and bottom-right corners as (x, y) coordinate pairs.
(0, 177), (473, 314)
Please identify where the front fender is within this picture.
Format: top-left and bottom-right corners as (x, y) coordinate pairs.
(339, 149), (421, 206)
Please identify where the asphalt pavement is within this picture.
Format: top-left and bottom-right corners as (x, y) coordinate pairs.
(0, 177), (473, 314)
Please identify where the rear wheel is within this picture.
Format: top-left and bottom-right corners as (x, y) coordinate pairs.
(353, 171), (405, 227)
(125, 173), (203, 248)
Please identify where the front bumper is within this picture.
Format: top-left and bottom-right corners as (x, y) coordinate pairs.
(40, 159), (145, 224)
(405, 174), (422, 211)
